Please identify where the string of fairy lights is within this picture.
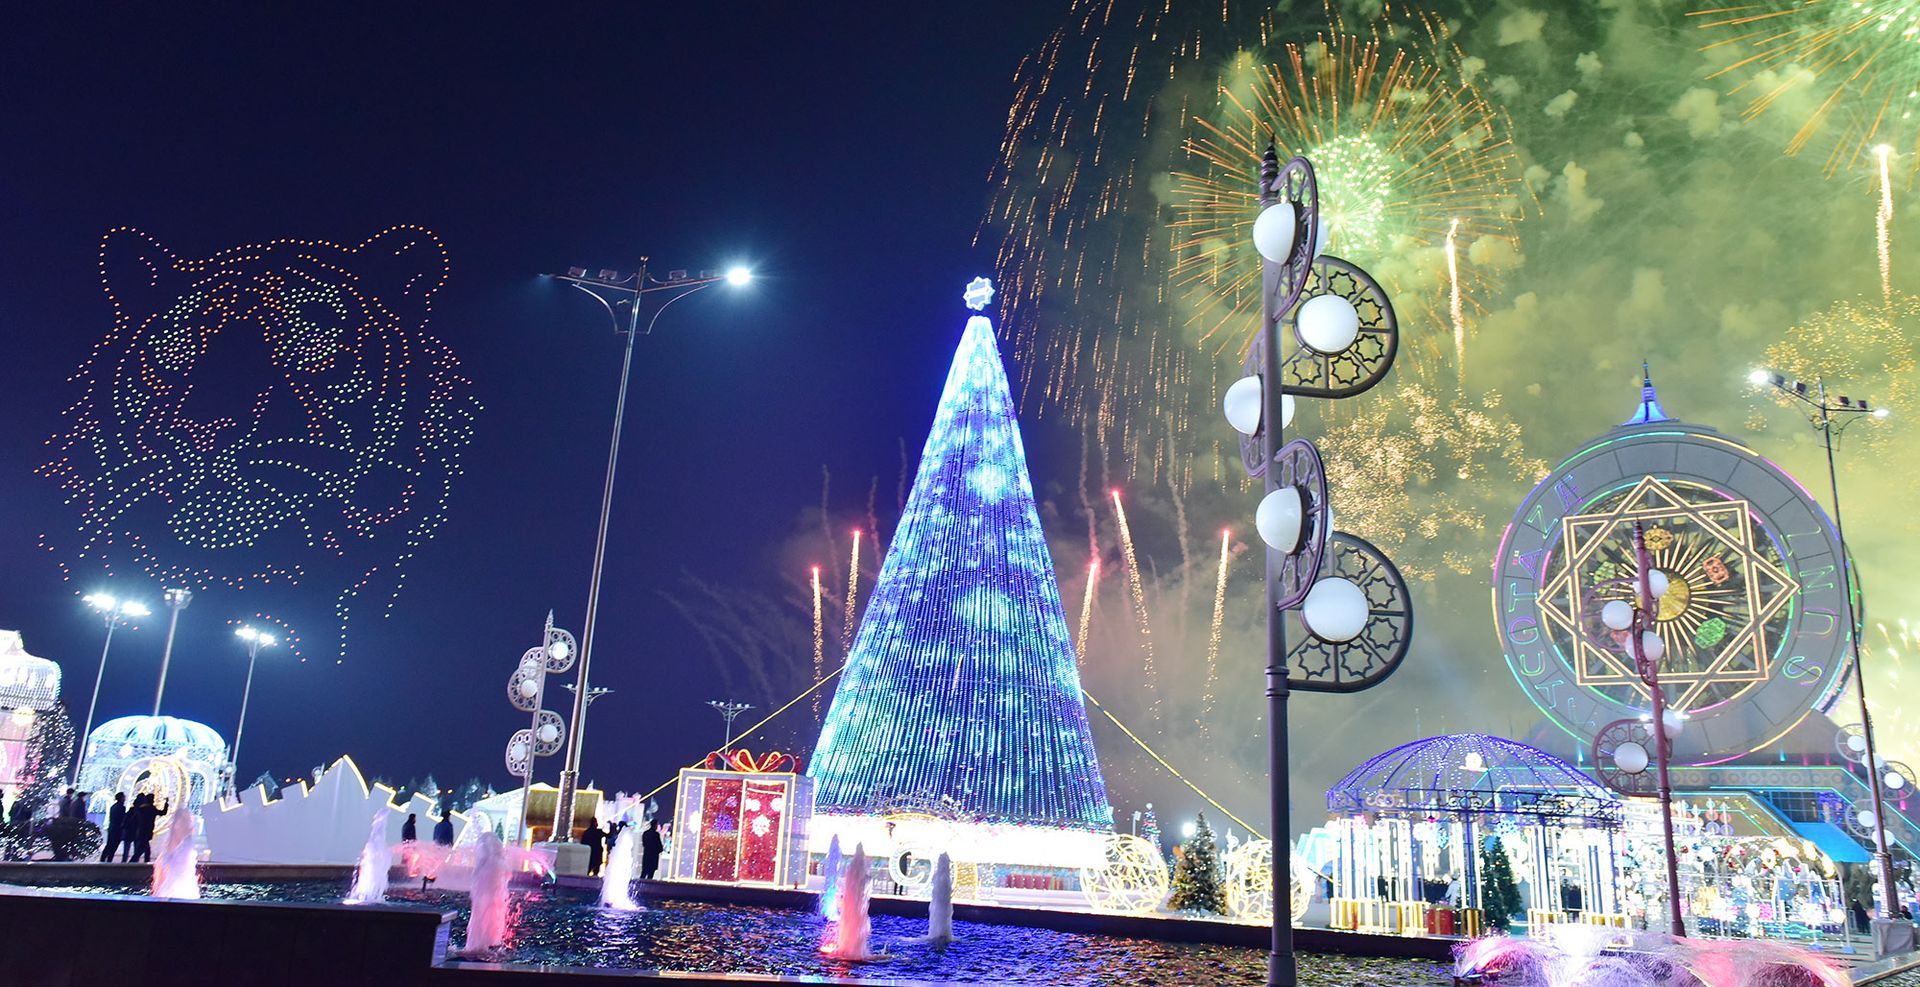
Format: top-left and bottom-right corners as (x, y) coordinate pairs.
(37, 226), (480, 661)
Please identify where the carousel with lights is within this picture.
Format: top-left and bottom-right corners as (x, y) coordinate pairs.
(1317, 733), (1624, 937)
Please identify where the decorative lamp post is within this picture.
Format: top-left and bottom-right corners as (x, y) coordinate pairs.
(541, 260), (752, 840)
(1747, 369), (1900, 916)
(707, 699), (754, 753)
(1228, 148), (1411, 986)
(152, 587), (192, 715)
(75, 592), (151, 785)
(229, 624), (278, 788)
(506, 612), (577, 844)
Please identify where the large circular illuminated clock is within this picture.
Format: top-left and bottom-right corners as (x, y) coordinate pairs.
(1492, 379), (1852, 763)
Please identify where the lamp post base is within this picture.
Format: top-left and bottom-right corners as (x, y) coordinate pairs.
(552, 768), (579, 842)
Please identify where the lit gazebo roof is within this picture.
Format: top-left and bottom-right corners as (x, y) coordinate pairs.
(1326, 733), (1622, 829)
(0, 630), (60, 711)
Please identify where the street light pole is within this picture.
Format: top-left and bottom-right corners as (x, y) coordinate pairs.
(153, 587), (192, 715)
(707, 700), (753, 752)
(543, 261), (752, 841)
(1749, 370), (1899, 914)
(1627, 522), (1685, 937)
(230, 625), (277, 789)
(76, 593), (150, 787)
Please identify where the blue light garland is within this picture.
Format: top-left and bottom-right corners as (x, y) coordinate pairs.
(809, 284), (1113, 832)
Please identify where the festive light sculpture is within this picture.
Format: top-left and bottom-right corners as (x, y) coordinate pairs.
(79, 714), (227, 813)
(808, 279), (1113, 861)
(1079, 834), (1171, 915)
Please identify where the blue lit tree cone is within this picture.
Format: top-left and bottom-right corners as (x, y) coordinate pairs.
(810, 278), (1113, 853)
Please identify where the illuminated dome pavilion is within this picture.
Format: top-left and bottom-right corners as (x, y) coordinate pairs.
(807, 279), (1113, 868)
(80, 714), (228, 812)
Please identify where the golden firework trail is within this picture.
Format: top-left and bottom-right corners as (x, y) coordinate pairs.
(1447, 217), (1466, 374)
(1695, 0), (1920, 179)
(811, 565), (825, 722)
(1201, 528), (1231, 732)
(1110, 489), (1159, 717)
(1077, 556), (1101, 667)
(1879, 144), (1896, 302)
(843, 529), (862, 649)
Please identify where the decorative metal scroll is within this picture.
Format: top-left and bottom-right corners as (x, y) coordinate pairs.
(1277, 256), (1398, 399)
(1271, 439), (1331, 611)
(1237, 256), (1398, 476)
(1264, 155), (1321, 321)
(507, 662), (543, 713)
(1286, 532), (1412, 693)
(1591, 717), (1658, 797)
(505, 728), (535, 777)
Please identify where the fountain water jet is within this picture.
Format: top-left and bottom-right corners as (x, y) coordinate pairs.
(599, 822), (641, 911)
(150, 808), (200, 899)
(818, 834), (844, 922)
(344, 807), (392, 904)
(820, 843), (875, 961)
(1454, 925), (1848, 987)
(923, 852), (953, 948)
(457, 830), (513, 956)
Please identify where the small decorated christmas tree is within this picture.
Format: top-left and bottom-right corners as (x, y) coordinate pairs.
(1479, 836), (1523, 929)
(1168, 813), (1228, 914)
(1141, 803), (1164, 858)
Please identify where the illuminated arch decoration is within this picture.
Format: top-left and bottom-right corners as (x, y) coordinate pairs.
(808, 280), (1113, 861)
(38, 227), (481, 659)
(1079, 834), (1171, 914)
(79, 714), (227, 813)
(1493, 373), (1852, 763)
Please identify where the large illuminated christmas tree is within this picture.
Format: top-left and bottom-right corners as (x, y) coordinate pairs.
(809, 278), (1113, 848)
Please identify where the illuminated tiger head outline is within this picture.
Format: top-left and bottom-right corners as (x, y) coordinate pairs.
(39, 227), (480, 657)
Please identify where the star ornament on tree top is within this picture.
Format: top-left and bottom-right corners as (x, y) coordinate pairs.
(963, 276), (995, 312)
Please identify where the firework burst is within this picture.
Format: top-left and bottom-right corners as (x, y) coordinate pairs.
(1751, 292), (1917, 456)
(1694, 0), (1920, 179)
(1169, 28), (1524, 375)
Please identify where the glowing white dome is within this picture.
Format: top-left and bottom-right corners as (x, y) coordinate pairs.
(0, 630), (60, 711)
(80, 714), (229, 811)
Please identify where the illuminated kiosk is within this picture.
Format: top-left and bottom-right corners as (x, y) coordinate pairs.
(1322, 733), (1623, 936)
(0, 630), (70, 795)
(1492, 371), (1919, 873)
(79, 714), (227, 813)
(807, 278), (1114, 875)
(668, 753), (814, 887)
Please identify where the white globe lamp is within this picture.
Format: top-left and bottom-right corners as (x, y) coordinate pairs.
(1662, 708), (1686, 739)
(518, 679), (539, 699)
(1640, 631), (1666, 662)
(1613, 741), (1649, 775)
(1601, 600), (1634, 631)
(1252, 203), (1298, 263)
(1297, 294), (1360, 355)
(1255, 488), (1304, 553)
(537, 723), (560, 744)
(1224, 376), (1262, 434)
(1646, 569), (1670, 598)
(1301, 578), (1369, 643)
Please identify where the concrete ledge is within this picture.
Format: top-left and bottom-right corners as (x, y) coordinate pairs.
(0, 886), (452, 986)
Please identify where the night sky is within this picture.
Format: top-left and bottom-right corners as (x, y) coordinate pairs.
(0, 4), (1063, 798)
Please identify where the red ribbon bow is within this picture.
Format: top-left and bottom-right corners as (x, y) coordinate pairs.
(704, 748), (798, 773)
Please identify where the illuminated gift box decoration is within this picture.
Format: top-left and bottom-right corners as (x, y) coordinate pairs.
(669, 749), (813, 886)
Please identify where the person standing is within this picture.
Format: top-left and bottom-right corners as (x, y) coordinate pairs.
(581, 820), (606, 877)
(101, 793), (128, 862)
(129, 793), (167, 863)
(641, 821), (664, 880)
(432, 809), (454, 847)
(56, 788), (75, 819)
(401, 812), (418, 843)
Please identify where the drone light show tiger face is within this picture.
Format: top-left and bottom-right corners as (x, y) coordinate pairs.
(38, 226), (481, 657)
